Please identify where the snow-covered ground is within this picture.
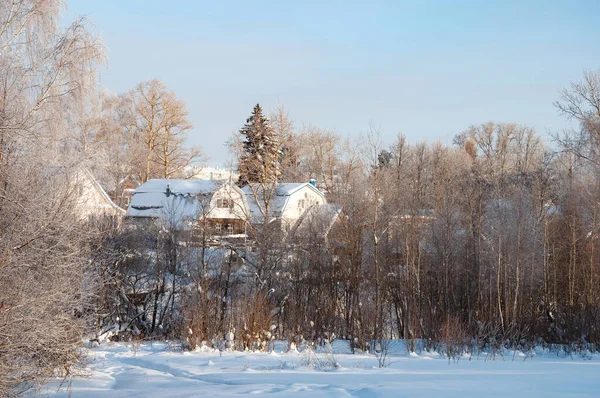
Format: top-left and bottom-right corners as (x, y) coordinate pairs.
(38, 342), (600, 397)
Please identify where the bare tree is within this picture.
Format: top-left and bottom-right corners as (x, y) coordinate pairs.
(0, 1), (105, 394)
(272, 106), (302, 182)
(97, 80), (201, 183)
(554, 69), (600, 166)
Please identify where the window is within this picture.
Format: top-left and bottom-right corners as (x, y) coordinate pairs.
(217, 198), (235, 209)
(298, 199), (305, 210)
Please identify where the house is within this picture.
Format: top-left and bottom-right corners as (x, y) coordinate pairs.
(125, 179), (248, 236)
(241, 181), (327, 232)
(126, 179), (330, 242)
(117, 175), (141, 209)
(75, 169), (126, 221)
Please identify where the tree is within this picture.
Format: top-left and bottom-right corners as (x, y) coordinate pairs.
(0, 1), (104, 394)
(272, 106), (303, 182)
(238, 104), (281, 185)
(554, 69), (600, 166)
(77, 90), (142, 205)
(89, 80), (202, 186)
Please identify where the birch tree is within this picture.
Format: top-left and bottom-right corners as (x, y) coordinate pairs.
(95, 79), (201, 183)
(0, 1), (104, 394)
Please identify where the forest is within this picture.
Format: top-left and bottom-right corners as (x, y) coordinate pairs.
(1, 1), (600, 396)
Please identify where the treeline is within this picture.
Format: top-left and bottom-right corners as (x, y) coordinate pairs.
(96, 101), (600, 358)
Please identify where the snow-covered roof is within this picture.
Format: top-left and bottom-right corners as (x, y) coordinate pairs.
(126, 179), (226, 221)
(241, 182), (326, 223)
(289, 203), (342, 241)
(271, 183), (308, 196)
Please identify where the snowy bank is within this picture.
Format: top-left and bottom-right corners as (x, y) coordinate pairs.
(35, 341), (600, 397)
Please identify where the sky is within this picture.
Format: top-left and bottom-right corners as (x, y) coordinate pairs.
(63, 0), (600, 167)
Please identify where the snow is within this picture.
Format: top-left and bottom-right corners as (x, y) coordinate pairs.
(289, 203), (342, 240)
(76, 168), (126, 217)
(135, 179), (225, 195)
(126, 179), (225, 219)
(38, 342), (600, 397)
(185, 166), (240, 181)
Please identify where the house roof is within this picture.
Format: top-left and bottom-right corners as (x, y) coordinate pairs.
(126, 179), (227, 221)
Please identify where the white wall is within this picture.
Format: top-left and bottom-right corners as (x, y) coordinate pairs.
(207, 183), (248, 220)
(76, 175), (124, 220)
(281, 185), (325, 229)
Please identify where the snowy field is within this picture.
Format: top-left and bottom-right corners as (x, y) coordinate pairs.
(38, 342), (600, 397)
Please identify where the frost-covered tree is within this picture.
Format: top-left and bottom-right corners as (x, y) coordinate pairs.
(238, 104), (281, 186)
(0, 0), (105, 394)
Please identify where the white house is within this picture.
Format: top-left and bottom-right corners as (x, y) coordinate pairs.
(126, 179), (330, 239)
(76, 169), (126, 220)
(126, 179), (248, 234)
(241, 182), (327, 232)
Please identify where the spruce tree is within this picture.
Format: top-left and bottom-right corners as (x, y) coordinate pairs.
(238, 104), (281, 186)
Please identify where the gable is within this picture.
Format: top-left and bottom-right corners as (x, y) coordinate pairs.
(207, 183), (248, 220)
(281, 184), (326, 221)
(76, 169), (125, 218)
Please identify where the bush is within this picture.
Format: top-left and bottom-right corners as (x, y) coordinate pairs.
(441, 317), (469, 362)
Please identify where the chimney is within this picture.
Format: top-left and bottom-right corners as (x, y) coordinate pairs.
(166, 183), (171, 197)
(309, 178), (316, 187)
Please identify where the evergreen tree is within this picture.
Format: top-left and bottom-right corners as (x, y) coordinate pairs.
(377, 149), (393, 168)
(238, 104), (281, 185)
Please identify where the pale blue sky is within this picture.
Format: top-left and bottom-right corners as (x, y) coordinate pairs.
(64, 1), (600, 166)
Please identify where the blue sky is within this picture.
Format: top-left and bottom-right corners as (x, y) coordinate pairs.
(64, 1), (600, 166)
